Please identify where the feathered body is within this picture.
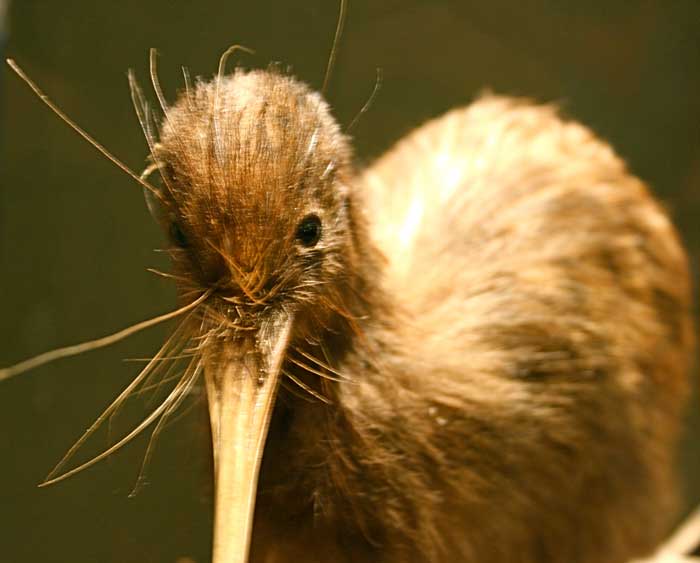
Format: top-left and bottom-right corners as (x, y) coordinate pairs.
(151, 68), (693, 563)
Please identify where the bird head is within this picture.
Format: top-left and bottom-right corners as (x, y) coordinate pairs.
(144, 68), (358, 563)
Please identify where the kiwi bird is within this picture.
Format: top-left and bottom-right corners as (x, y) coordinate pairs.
(4, 49), (695, 563)
(136, 64), (693, 563)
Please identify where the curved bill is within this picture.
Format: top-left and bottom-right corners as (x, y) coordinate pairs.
(204, 310), (293, 563)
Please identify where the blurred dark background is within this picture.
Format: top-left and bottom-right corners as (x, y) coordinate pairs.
(1, 1), (698, 562)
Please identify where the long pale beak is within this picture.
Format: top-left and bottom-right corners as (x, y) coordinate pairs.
(204, 310), (293, 563)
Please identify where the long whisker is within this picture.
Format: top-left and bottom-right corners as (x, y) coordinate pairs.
(282, 369), (331, 404)
(6, 59), (163, 201)
(156, 381), (203, 431)
(6, 59), (164, 201)
(149, 49), (193, 177)
(123, 352), (196, 363)
(40, 366), (198, 488)
(146, 267), (192, 284)
(321, 0), (347, 96)
(149, 48), (170, 116)
(293, 347), (346, 379)
(114, 369), (185, 402)
(0, 291), (210, 381)
(347, 67), (383, 132)
(137, 360), (186, 406)
(217, 45), (254, 86)
(128, 70), (176, 198)
(107, 322), (190, 439)
(135, 310), (203, 404)
(42, 327), (182, 486)
(129, 359), (202, 497)
(287, 353), (344, 383)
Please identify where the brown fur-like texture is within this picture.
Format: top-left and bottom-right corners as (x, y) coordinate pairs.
(151, 68), (694, 563)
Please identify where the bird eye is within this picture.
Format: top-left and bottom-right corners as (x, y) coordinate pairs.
(170, 221), (188, 248)
(295, 214), (322, 247)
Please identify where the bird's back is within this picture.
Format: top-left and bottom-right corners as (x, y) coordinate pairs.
(347, 95), (694, 562)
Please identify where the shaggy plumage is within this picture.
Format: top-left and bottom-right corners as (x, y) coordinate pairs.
(148, 68), (693, 563)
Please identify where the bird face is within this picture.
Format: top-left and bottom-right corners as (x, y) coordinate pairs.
(142, 68), (354, 563)
(148, 68), (354, 332)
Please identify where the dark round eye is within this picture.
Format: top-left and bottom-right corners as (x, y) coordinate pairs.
(170, 221), (188, 248)
(295, 214), (322, 247)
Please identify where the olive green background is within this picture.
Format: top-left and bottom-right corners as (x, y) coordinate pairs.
(1, 1), (699, 562)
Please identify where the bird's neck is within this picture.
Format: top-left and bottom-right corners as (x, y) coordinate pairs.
(253, 208), (393, 560)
